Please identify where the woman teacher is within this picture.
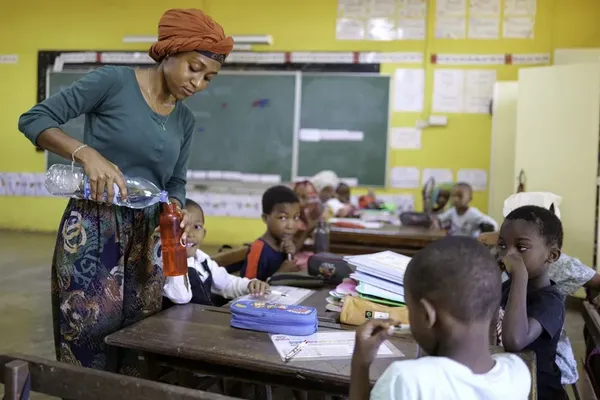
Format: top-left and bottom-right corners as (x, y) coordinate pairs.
(18, 9), (233, 372)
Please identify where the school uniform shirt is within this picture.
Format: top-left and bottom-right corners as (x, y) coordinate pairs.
(240, 239), (287, 281)
(500, 280), (567, 400)
(370, 354), (531, 400)
(437, 207), (498, 237)
(163, 249), (252, 305)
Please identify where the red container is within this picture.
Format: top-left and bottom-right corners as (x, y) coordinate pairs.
(159, 202), (188, 277)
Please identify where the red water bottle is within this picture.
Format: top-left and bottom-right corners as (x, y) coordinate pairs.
(159, 199), (188, 277)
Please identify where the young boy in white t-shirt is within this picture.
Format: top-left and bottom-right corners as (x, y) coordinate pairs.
(433, 182), (498, 237)
(349, 236), (531, 400)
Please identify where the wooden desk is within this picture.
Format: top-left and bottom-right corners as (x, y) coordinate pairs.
(105, 305), (417, 395)
(105, 304), (536, 397)
(326, 225), (446, 256)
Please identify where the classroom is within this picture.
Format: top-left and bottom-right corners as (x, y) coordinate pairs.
(2, 0), (600, 398)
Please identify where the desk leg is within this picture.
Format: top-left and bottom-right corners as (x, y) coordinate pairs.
(138, 352), (160, 381)
(255, 384), (273, 400)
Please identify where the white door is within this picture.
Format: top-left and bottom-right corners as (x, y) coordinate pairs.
(515, 63), (600, 266)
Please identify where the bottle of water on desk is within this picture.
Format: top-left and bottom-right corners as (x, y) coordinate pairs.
(45, 164), (167, 209)
(314, 218), (330, 253)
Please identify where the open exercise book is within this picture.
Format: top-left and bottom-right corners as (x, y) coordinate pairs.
(345, 251), (410, 304)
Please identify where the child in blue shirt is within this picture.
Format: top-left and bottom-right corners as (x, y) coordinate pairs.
(241, 185), (302, 281)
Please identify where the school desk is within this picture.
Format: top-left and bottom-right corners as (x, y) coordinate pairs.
(322, 225), (446, 256)
(104, 304), (537, 398)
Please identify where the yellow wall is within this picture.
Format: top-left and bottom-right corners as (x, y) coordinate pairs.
(2, 0), (600, 246)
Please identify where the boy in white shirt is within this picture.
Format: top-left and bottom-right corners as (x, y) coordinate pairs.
(433, 182), (498, 237)
(162, 199), (269, 307)
(349, 236), (531, 400)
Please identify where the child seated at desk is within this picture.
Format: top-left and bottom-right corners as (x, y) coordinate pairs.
(497, 205), (567, 399)
(311, 170), (353, 218)
(162, 199), (270, 307)
(432, 182), (497, 236)
(240, 185), (302, 281)
(349, 236), (531, 400)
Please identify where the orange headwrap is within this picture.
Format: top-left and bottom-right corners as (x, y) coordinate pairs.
(149, 9), (234, 62)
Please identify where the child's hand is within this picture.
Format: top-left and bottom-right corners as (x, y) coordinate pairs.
(430, 217), (441, 229)
(248, 280), (269, 296)
(353, 319), (395, 366)
(280, 236), (296, 255)
(278, 259), (300, 273)
(501, 253), (528, 280)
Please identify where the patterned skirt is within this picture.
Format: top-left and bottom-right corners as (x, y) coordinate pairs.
(51, 199), (164, 375)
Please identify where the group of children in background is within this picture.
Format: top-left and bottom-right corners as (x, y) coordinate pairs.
(156, 169), (598, 399)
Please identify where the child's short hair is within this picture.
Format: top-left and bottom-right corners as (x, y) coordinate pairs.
(262, 185), (299, 214)
(184, 198), (203, 214)
(404, 236), (501, 321)
(454, 182), (473, 195)
(504, 205), (563, 249)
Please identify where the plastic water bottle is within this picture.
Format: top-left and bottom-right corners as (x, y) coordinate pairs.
(314, 218), (330, 253)
(45, 164), (166, 209)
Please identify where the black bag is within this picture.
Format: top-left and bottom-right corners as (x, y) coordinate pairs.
(267, 273), (324, 288)
(307, 252), (353, 285)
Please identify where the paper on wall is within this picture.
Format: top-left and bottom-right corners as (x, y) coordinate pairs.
(368, 0), (396, 17)
(299, 129), (321, 142)
(390, 128), (421, 150)
(469, 0), (501, 15)
(432, 69), (464, 113)
(397, 19), (426, 40)
(390, 167), (420, 189)
(366, 17), (396, 40)
(338, 0), (367, 18)
(422, 169), (454, 185)
(300, 129), (363, 142)
(436, 0), (467, 16)
(435, 17), (466, 39)
(468, 17), (500, 39)
(336, 18), (365, 40)
(503, 17), (535, 39)
(504, 0), (536, 16)
(457, 169), (488, 191)
(399, 0), (428, 18)
(393, 68), (425, 112)
(464, 70), (496, 113)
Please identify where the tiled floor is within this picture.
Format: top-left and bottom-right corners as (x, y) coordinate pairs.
(0, 230), (588, 399)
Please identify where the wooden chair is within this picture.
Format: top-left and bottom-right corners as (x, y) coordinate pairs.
(212, 245), (249, 275)
(1, 353), (239, 400)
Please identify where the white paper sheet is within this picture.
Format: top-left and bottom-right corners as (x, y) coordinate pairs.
(366, 18), (396, 40)
(457, 169), (488, 191)
(464, 70), (496, 113)
(368, 0), (396, 17)
(399, 0), (428, 18)
(504, 0), (536, 16)
(390, 167), (420, 189)
(436, 0), (466, 16)
(468, 17), (500, 39)
(393, 68), (425, 112)
(270, 331), (403, 361)
(336, 18), (365, 40)
(397, 19), (426, 40)
(338, 0), (367, 18)
(469, 0), (501, 15)
(237, 286), (314, 306)
(299, 129), (321, 142)
(435, 17), (466, 39)
(390, 127), (421, 150)
(422, 168), (454, 185)
(503, 17), (535, 38)
(432, 69), (464, 113)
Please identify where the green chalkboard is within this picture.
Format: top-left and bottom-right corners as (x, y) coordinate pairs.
(297, 74), (389, 186)
(184, 72), (295, 181)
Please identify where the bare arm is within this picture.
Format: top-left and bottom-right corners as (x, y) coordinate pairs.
(350, 358), (371, 400)
(502, 275), (544, 351)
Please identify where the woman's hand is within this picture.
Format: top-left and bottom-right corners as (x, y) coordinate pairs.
(179, 207), (192, 244)
(79, 147), (127, 204)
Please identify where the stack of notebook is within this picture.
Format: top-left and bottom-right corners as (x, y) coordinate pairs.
(344, 251), (410, 306)
(326, 278), (357, 312)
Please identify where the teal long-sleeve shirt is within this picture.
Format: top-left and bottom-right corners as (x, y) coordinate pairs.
(18, 65), (195, 206)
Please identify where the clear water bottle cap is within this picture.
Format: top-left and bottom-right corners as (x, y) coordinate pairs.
(159, 191), (169, 203)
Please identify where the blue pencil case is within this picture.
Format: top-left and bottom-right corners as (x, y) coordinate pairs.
(230, 300), (318, 336)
